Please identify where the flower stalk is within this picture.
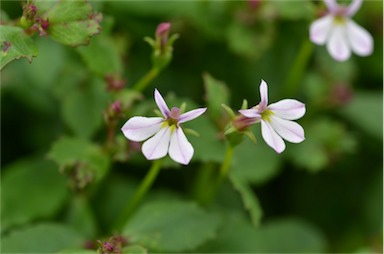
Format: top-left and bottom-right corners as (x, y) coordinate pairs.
(113, 159), (163, 230)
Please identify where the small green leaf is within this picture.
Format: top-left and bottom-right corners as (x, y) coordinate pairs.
(61, 78), (108, 139)
(1, 223), (85, 253)
(272, 1), (316, 20)
(39, 0), (102, 47)
(48, 137), (110, 187)
(203, 73), (230, 128)
(65, 196), (97, 238)
(1, 158), (68, 232)
(123, 200), (220, 252)
(0, 26), (38, 70)
(229, 173), (263, 227)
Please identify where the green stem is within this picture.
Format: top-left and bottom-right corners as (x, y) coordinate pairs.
(132, 67), (160, 92)
(113, 160), (162, 230)
(219, 144), (234, 180)
(282, 39), (313, 97)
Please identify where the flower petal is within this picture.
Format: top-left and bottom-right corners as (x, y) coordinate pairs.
(154, 89), (170, 118)
(239, 109), (261, 119)
(269, 116), (305, 143)
(121, 117), (163, 142)
(310, 15), (333, 45)
(261, 120), (285, 153)
(142, 126), (171, 160)
(326, 24), (351, 61)
(346, 19), (373, 56)
(259, 80), (268, 111)
(268, 99), (306, 120)
(169, 128), (194, 165)
(346, 0), (363, 17)
(179, 108), (207, 124)
(324, 0), (339, 13)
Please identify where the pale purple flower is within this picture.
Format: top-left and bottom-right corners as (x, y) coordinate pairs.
(239, 80), (306, 153)
(121, 89), (206, 165)
(310, 0), (373, 61)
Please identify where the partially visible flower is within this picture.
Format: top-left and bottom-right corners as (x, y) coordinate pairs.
(239, 80), (306, 153)
(156, 22), (171, 52)
(121, 89), (206, 165)
(310, 0), (373, 61)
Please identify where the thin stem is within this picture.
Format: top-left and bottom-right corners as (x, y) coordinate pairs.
(113, 160), (162, 231)
(282, 39), (313, 97)
(132, 67), (160, 92)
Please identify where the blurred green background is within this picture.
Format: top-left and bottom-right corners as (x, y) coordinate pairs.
(1, 0), (383, 253)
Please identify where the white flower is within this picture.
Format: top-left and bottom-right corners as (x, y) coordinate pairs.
(121, 89), (206, 165)
(310, 0), (373, 61)
(239, 80), (306, 153)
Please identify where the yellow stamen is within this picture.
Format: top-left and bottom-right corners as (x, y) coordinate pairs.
(261, 109), (274, 122)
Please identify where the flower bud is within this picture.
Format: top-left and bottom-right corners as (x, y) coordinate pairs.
(156, 22), (171, 51)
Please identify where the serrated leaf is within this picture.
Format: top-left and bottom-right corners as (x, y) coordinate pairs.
(203, 73), (230, 129)
(229, 173), (263, 227)
(0, 26), (38, 70)
(48, 137), (110, 184)
(123, 200), (220, 252)
(1, 158), (68, 232)
(39, 0), (102, 47)
(1, 223), (85, 253)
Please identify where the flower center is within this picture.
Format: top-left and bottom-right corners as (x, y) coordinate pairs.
(260, 109), (274, 122)
(333, 6), (348, 24)
(166, 107), (180, 126)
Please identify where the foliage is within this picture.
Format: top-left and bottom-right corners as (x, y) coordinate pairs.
(1, 0), (382, 253)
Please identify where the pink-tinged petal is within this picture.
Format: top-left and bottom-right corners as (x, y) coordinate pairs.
(154, 89), (170, 118)
(261, 120), (285, 153)
(310, 15), (333, 45)
(324, 0), (339, 13)
(239, 109), (261, 119)
(346, 19), (373, 56)
(169, 128), (194, 165)
(121, 117), (163, 142)
(259, 80), (268, 111)
(345, 0), (363, 17)
(179, 108), (207, 124)
(268, 99), (306, 120)
(326, 25), (351, 61)
(142, 126), (171, 160)
(269, 116), (305, 143)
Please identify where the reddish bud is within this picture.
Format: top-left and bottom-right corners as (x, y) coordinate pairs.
(105, 75), (125, 91)
(248, 0), (261, 10)
(2, 41), (11, 53)
(330, 83), (354, 106)
(22, 3), (38, 21)
(156, 22), (171, 50)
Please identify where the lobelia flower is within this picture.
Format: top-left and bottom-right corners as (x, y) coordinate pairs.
(310, 0), (373, 61)
(121, 89), (206, 165)
(239, 80), (306, 153)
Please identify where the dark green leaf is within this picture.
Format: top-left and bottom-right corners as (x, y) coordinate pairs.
(1, 158), (68, 232)
(65, 196), (97, 238)
(123, 200), (220, 252)
(0, 26), (38, 70)
(1, 223), (85, 253)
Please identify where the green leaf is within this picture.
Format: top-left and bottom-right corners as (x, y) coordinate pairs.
(339, 91), (383, 140)
(1, 158), (68, 232)
(123, 200), (220, 252)
(232, 130), (282, 185)
(76, 16), (123, 76)
(203, 73), (230, 129)
(272, 1), (315, 20)
(201, 213), (327, 253)
(39, 0), (102, 47)
(62, 78), (109, 139)
(48, 137), (110, 187)
(0, 26), (38, 70)
(1, 223), (85, 253)
(229, 173), (263, 227)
